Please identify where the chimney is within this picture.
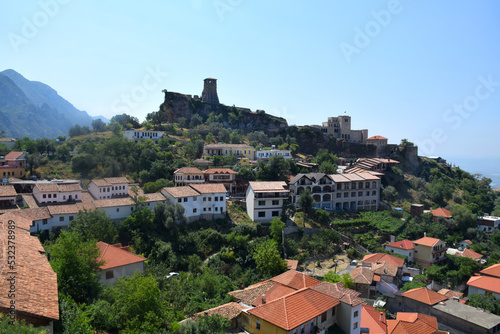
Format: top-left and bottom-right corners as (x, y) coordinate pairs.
(262, 294), (266, 304)
(424, 232), (427, 237)
(380, 313), (384, 322)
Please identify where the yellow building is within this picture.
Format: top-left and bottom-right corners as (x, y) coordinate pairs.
(204, 143), (254, 160)
(0, 151), (26, 179)
(413, 236), (447, 268)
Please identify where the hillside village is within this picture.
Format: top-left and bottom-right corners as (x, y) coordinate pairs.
(0, 79), (500, 333)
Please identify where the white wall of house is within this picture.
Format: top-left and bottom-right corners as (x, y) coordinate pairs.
(30, 213), (78, 233)
(33, 188), (82, 204)
(88, 182), (128, 200)
(255, 149), (292, 160)
(337, 302), (361, 334)
(97, 205), (136, 220)
(384, 246), (413, 263)
(161, 190), (226, 222)
(468, 286), (500, 299)
(100, 262), (145, 285)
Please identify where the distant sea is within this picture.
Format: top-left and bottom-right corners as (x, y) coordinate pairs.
(444, 156), (500, 189)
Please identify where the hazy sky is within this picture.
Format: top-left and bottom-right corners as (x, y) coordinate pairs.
(1, 1), (499, 158)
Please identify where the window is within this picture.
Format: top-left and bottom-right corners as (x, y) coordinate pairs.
(272, 211), (280, 217)
(353, 322), (358, 329)
(43, 194), (46, 198)
(208, 208), (211, 211)
(208, 197), (212, 201)
(372, 190), (376, 195)
(321, 311), (327, 322)
(59, 217), (64, 222)
(178, 198), (182, 203)
(258, 211), (266, 218)
(366, 191), (370, 196)
(48, 194), (52, 198)
(69, 216), (74, 221)
(272, 200), (279, 205)
(354, 310), (359, 318)
(258, 200), (265, 206)
(336, 193), (341, 198)
(42, 219), (48, 225)
(75, 195), (78, 199)
(256, 320), (260, 330)
(63, 195), (66, 200)
(215, 197), (218, 201)
(344, 192), (348, 198)
(193, 197), (197, 201)
(358, 191), (362, 197)
(220, 196), (223, 201)
(220, 207), (224, 212)
(116, 208), (119, 212)
(203, 208), (206, 212)
(183, 198), (188, 202)
(106, 270), (114, 279)
(332, 307), (335, 316)
(351, 192), (356, 197)
(203, 197), (206, 201)
(193, 208), (197, 213)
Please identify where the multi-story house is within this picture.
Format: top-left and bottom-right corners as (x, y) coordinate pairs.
(0, 185), (17, 207)
(203, 168), (237, 193)
(97, 241), (146, 285)
(161, 183), (227, 222)
(477, 215), (500, 233)
(384, 239), (414, 263)
(467, 263), (500, 299)
(289, 172), (381, 212)
(203, 143), (254, 160)
(88, 177), (129, 200)
(123, 129), (166, 144)
(255, 148), (292, 160)
(173, 167), (205, 187)
(0, 151), (26, 179)
(32, 183), (83, 205)
(320, 115), (368, 144)
(412, 235), (447, 268)
(245, 181), (289, 223)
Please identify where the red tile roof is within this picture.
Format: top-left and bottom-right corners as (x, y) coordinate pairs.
(361, 305), (387, 334)
(189, 183), (227, 194)
(459, 248), (483, 260)
(467, 275), (500, 294)
(0, 185), (17, 197)
(93, 197), (135, 208)
(371, 262), (399, 277)
(352, 267), (374, 284)
(402, 287), (448, 305)
(249, 181), (288, 192)
(90, 177), (129, 187)
(430, 208), (452, 218)
(310, 282), (364, 306)
(385, 239), (414, 250)
(437, 289), (463, 299)
(362, 253), (405, 268)
(174, 167), (203, 174)
(247, 287), (339, 331)
(413, 237), (440, 247)
(97, 241), (146, 270)
(252, 284), (296, 306)
(480, 263), (500, 278)
(161, 186), (200, 198)
(387, 312), (438, 334)
(286, 259), (298, 270)
(270, 269), (321, 290)
(228, 281), (276, 305)
(0, 213), (59, 321)
(367, 136), (388, 140)
(4, 151), (24, 160)
(194, 302), (246, 320)
(203, 168), (237, 174)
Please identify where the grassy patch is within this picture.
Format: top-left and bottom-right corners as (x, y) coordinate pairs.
(227, 201), (254, 225)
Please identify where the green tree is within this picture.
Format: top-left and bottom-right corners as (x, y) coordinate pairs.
(69, 209), (118, 244)
(47, 231), (103, 303)
(298, 188), (314, 216)
(270, 217), (285, 243)
(0, 314), (47, 333)
(319, 161), (337, 174)
(451, 204), (476, 233)
(383, 185), (399, 202)
(323, 272), (354, 289)
(92, 119), (107, 133)
(57, 294), (93, 334)
(468, 294), (500, 315)
(179, 315), (231, 334)
(400, 138), (414, 147)
(400, 280), (427, 291)
(253, 239), (287, 277)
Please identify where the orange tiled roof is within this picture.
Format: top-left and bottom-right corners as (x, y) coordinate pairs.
(460, 248), (483, 260)
(90, 177), (129, 187)
(270, 269), (321, 290)
(0, 213), (59, 321)
(228, 281), (276, 305)
(249, 181), (288, 193)
(194, 302), (246, 320)
(402, 287), (448, 305)
(467, 275), (500, 294)
(352, 267), (374, 284)
(203, 168), (237, 174)
(437, 289), (463, 299)
(310, 282), (364, 306)
(480, 263), (500, 278)
(47, 203), (96, 215)
(247, 287), (339, 331)
(189, 183), (227, 194)
(286, 259), (298, 270)
(371, 262), (399, 277)
(430, 208), (452, 218)
(385, 239), (414, 250)
(162, 186), (200, 199)
(361, 305), (387, 334)
(367, 136), (388, 140)
(93, 197), (135, 208)
(97, 241), (146, 270)
(143, 192), (166, 202)
(362, 253), (405, 268)
(4, 151), (24, 160)
(252, 284), (296, 306)
(0, 185), (17, 197)
(35, 183), (82, 193)
(387, 312), (438, 334)
(413, 237), (440, 247)
(174, 167), (203, 174)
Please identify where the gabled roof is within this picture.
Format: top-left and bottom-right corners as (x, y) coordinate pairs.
(362, 253), (405, 268)
(371, 262), (399, 277)
(352, 267), (374, 284)
(385, 239), (414, 250)
(310, 282), (364, 306)
(174, 167), (203, 174)
(194, 302), (246, 321)
(367, 136), (388, 140)
(437, 288), (463, 299)
(93, 197), (135, 208)
(228, 281), (276, 305)
(249, 181), (288, 193)
(402, 287), (448, 305)
(90, 177), (129, 187)
(480, 263), (500, 278)
(430, 208), (452, 218)
(286, 259), (298, 270)
(387, 312), (438, 334)
(247, 287), (339, 331)
(4, 151), (24, 160)
(361, 305), (387, 334)
(288, 173), (331, 185)
(162, 186), (200, 198)
(413, 237), (441, 247)
(459, 248), (483, 260)
(0, 213), (59, 321)
(204, 143), (253, 149)
(47, 202), (96, 215)
(0, 185), (17, 197)
(467, 275), (500, 294)
(34, 183), (83, 193)
(270, 269), (321, 290)
(189, 183), (227, 194)
(97, 241), (146, 270)
(203, 168), (237, 174)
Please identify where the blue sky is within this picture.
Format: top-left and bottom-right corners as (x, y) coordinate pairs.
(1, 1), (500, 159)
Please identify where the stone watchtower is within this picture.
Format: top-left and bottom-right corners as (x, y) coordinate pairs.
(201, 78), (219, 104)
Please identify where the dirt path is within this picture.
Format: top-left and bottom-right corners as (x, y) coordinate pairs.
(300, 252), (351, 278)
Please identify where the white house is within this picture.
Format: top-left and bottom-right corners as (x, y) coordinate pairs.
(384, 239), (414, 263)
(245, 181), (289, 223)
(161, 183), (227, 222)
(255, 149), (292, 160)
(92, 197), (137, 221)
(32, 183), (83, 205)
(173, 167), (205, 187)
(123, 129), (166, 144)
(30, 203), (96, 233)
(88, 177), (129, 200)
(97, 241), (146, 285)
(477, 216), (500, 233)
